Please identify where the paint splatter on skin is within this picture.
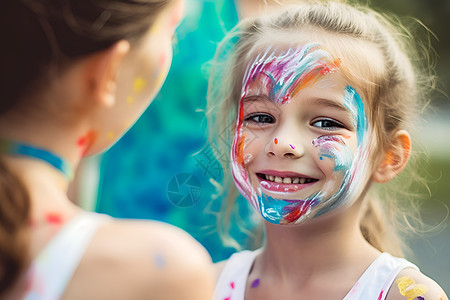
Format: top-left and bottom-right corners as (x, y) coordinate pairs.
(46, 213), (63, 225)
(241, 44), (340, 104)
(127, 96), (134, 104)
(231, 44), (372, 225)
(289, 144), (295, 149)
(77, 130), (97, 157)
(251, 278), (260, 288)
(133, 77), (146, 93)
(396, 276), (428, 300)
(107, 131), (115, 141)
(154, 253), (166, 269)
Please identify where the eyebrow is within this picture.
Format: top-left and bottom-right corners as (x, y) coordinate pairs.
(311, 98), (349, 113)
(241, 94), (272, 104)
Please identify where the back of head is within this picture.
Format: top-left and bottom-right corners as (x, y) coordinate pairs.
(0, 0), (171, 114)
(208, 0), (432, 254)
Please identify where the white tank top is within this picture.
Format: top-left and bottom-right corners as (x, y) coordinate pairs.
(23, 212), (109, 300)
(214, 250), (419, 300)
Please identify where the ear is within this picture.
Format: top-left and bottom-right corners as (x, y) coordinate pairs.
(372, 130), (411, 183)
(84, 40), (130, 107)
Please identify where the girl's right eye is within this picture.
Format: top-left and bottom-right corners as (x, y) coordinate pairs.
(244, 113), (275, 124)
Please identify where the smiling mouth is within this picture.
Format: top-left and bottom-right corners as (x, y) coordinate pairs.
(257, 173), (318, 184)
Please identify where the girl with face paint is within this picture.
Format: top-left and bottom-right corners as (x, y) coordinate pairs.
(208, 2), (447, 300)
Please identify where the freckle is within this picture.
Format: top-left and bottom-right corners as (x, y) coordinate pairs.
(251, 278), (260, 288)
(289, 144), (295, 149)
(127, 96), (134, 104)
(274, 138), (278, 144)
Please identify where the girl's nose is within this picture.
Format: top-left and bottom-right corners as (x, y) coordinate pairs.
(266, 137), (305, 159)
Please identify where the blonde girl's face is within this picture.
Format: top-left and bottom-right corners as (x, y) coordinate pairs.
(231, 44), (373, 225)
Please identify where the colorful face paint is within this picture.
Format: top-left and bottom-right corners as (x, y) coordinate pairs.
(231, 44), (371, 225)
(241, 44), (341, 104)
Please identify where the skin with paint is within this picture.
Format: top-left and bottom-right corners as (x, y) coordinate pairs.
(226, 45), (447, 300)
(0, 0), (214, 299)
(233, 45), (371, 226)
(209, 3), (448, 300)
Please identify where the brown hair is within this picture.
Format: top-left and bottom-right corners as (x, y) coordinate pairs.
(207, 0), (435, 255)
(0, 0), (174, 292)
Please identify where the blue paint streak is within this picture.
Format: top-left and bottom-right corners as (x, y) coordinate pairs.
(257, 192), (321, 224)
(343, 86), (366, 145)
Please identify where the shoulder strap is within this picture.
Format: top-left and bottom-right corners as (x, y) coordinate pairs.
(214, 249), (261, 300)
(24, 212), (109, 300)
(344, 253), (419, 300)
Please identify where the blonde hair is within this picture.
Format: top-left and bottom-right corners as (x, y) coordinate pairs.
(207, 0), (436, 256)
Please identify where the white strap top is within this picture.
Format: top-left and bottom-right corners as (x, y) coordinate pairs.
(214, 250), (419, 300)
(23, 212), (109, 300)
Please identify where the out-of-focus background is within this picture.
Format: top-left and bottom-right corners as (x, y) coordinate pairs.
(74, 0), (449, 293)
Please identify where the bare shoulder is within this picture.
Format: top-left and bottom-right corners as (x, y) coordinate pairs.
(65, 219), (214, 300)
(214, 259), (228, 282)
(385, 268), (448, 300)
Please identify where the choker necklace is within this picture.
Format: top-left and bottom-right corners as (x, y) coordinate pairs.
(0, 139), (73, 179)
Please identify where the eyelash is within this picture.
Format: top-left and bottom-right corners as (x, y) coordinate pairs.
(244, 113), (275, 124)
(311, 118), (345, 130)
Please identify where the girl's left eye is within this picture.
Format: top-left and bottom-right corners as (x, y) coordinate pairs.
(244, 113), (275, 124)
(312, 119), (345, 129)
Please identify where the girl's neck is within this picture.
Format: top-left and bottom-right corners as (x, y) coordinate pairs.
(257, 203), (380, 283)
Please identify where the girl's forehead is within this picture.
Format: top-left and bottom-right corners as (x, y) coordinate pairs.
(241, 44), (342, 104)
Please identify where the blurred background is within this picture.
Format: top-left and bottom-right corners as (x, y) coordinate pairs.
(73, 0), (449, 293)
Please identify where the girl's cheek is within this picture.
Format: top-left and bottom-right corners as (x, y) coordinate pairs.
(312, 135), (355, 175)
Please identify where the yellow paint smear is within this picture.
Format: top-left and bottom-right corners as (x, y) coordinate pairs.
(107, 131), (115, 141)
(133, 78), (146, 93)
(127, 96), (134, 104)
(396, 276), (428, 300)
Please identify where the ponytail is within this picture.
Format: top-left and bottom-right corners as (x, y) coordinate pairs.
(0, 158), (30, 293)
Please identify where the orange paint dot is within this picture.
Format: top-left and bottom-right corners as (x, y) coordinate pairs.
(274, 138), (278, 144)
(77, 130), (97, 157)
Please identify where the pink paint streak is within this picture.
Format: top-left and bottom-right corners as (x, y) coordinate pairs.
(377, 291), (383, 300)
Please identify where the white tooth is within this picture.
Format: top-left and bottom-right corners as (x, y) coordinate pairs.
(292, 178), (299, 184)
(282, 177), (292, 184)
(274, 176), (282, 183)
(264, 174), (269, 180)
(299, 178), (306, 184)
(269, 175), (274, 182)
